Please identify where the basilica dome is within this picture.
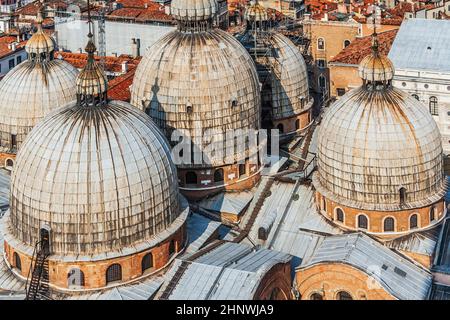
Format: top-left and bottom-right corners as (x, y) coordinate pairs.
(313, 34), (446, 235)
(245, 0), (268, 22)
(4, 34), (186, 260)
(0, 9), (78, 154)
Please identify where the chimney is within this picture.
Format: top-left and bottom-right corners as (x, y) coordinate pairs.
(16, 34), (20, 42)
(121, 61), (128, 73)
(131, 38), (140, 58)
(10, 42), (17, 51)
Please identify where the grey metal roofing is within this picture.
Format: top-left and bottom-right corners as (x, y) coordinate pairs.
(248, 180), (341, 269)
(164, 242), (291, 300)
(385, 227), (440, 257)
(0, 170), (10, 213)
(185, 213), (221, 254)
(299, 233), (433, 300)
(198, 191), (253, 216)
(430, 283), (450, 300)
(388, 19), (450, 73)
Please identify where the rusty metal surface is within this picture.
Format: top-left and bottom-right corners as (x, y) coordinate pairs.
(6, 99), (183, 256)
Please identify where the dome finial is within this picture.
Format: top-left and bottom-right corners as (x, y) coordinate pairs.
(76, 0), (108, 106)
(245, 0), (269, 25)
(169, 0), (218, 32)
(25, 0), (55, 61)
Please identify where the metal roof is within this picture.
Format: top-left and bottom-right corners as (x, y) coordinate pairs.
(164, 242), (291, 300)
(385, 227), (440, 257)
(388, 19), (450, 73)
(198, 191), (253, 216)
(185, 213), (222, 254)
(0, 170), (10, 213)
(299, 233), (433, 300)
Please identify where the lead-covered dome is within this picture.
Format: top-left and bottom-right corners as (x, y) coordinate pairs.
(245, 0), (268, 22)
(5, 31), (184, 257)
(168, 0), (218, 21)
(314, 35), (446, 212)
(0, 8), (78, 152)
(131, 10), (261, 168)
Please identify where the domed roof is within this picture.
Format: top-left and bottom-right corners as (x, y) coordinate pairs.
(245, 0), (268, 22)
(358, 33), (394, 83)
(6, 28), (185, 256)
(131, 26), (261, 167)
(0, 9), (78, 152)
(25, 7), (55, 55)
(262, 32), (311, 120)
(169, 0), (218, 21)
(314, 36), (446, 212)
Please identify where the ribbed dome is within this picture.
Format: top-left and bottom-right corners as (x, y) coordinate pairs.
(169, 0), (218, 21)
(314, 81), (446, 211)
(25, 8), (55, 56)
(131, 29), (261, 167)
(245, 0), (268, 22)
(359, 53), (394, 83)
(76, 39), (108, 97)
(7, 100), (182, 255)
(0, 55), (78, 153)
(262, 32), (311, 120)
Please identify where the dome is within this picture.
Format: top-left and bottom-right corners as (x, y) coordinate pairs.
(25, 9), (55, 55)
(131, 29), (261, 167)
(263, 32), (311, 120)
(245, 1), (269, 22)
(168, 0), (218, 21)
(314, 42), (446, 212)
(7, 100), (182, 255)
(0, 12), (78, 152)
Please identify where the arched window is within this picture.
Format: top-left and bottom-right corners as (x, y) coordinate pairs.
(410, 214), (418, 229)
(239, 164), (246, 178)
(68, 268), (85, 287)
(336, 208), (344, 223)
(5, 159), (13, 167)
(357, 215), (368, 229)
(295, 119), (300, 130)
(429, 96), (438, 115)
(384, 217), (395, 232)
(399, 187), (406, 205)
(343, 39), (351, 48)
(310, 293), (323, 300)
(336, 291), (353, 300)
(13, 252), (21, 271)
(430, 207), (436, 222)
(277, 123), (284, 133)
(214, 168), (224, 183)
(141, 252), (154, 274)
(412, 94), (419, 101)
(185, 171), (197, 185)
(317, 37), (325, 50)
(106, 264), (122, 284)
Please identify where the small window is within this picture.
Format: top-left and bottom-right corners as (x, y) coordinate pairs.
(68, 268), (85, 287)
(336, 291), (353, 300)
(384, 217), (395, 232)
(169, 240), (176, 257)
(106, 264), (122, 284)
(231, 98), (238, 108)
(399, 187), (406, 204)
(430, 207), (436, 222)
(239, 164), (246, 177)
(412, 94), (419, 101)
(295, 119), (300, 130)
(185, 171), (197, 185)
(410, 214), (418, 229)
(357, 215), (368, 229)
(277, 123), (284, 133)
(186, 102), (193, 114)
(214, 168), (224, 183)
(11, 134), (17, 149)
(429, 96), (438, 115)
(8, 58), (14, 69)
(317, 59), (326, 68)
(318, 75), (326, 89)
(317, 38), (325, 50)
(13, 252), (21, 271)
(343, 40), (351, 48)
(336, 208), (344, 223)
(337, 88), (346, 96)
(322, 197), (326, 211)
(16, 56), (22, 64)
(310, 293), (323, 300)
(6, 159), (13, 167)
(141, 252), (153, 274)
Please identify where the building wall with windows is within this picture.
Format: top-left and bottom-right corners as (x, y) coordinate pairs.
(391, 70), (450, 155)
(0, 46), (27, 79)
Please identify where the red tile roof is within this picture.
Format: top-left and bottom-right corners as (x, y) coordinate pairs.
(330, 29), (398, 65)
(58, 52), (141, 73)
(109, 8), (143, 18)
(0, 36), (26, 59)
(107, 68), (136, 102)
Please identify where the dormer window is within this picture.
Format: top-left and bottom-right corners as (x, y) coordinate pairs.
(186, 102), (193, 114)
(231, 97), (238, 108)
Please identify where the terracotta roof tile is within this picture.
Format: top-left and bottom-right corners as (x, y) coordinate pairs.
(0, 36), (26, 59)
(330, 29), (398, 65)
(107, 68), (136, 102)
(58, 52), (141, 73)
